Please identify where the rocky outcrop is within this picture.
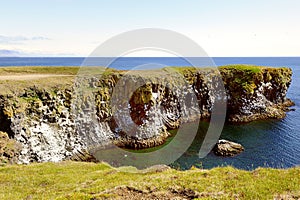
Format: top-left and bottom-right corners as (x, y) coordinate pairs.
(213, 139), (244, 157)
(0, 131), (21, 164)
(0, 65), (294, 164)
(0, 88), (85, 164)
(220, 66), (294, 122)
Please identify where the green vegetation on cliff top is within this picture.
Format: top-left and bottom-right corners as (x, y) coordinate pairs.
(219, 65), (262, 73)
(0, 161), (299, 199)
(0, 65), (290, 75)
(0, 65), (291, 95)
(0, 66), (80, 75)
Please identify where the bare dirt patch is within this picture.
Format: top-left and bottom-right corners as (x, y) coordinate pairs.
(97, 186), (197, 200)
(96, 185), (226, 200)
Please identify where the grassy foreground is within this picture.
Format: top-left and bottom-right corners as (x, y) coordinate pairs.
(0, 162), (299, 199)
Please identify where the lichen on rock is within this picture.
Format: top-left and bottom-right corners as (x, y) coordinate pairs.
(0, 131), (21, 164)
(0, 65), (294, 164)
(219, 65), (293, 122)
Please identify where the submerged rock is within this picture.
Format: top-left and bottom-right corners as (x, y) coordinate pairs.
(213, 139), (244, 157)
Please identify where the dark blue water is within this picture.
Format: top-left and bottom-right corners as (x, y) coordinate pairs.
(0, 57), (299, 170)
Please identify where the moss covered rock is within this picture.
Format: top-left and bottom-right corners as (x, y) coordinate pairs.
(219, 65), (293, 122)
(0, 131), (21, 164)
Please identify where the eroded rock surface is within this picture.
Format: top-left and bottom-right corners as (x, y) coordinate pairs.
(0, 66), (294, 163)
(0, 131), (21, 164)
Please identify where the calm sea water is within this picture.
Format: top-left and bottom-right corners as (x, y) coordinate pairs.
(1, 57), (300, 69)
(0, 57), (299, 170)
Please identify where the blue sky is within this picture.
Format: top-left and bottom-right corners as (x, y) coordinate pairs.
(1, 0), (300, 56)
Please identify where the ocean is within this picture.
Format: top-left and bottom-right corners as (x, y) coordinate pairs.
(0, 57), (299, 170)
(1, 57), (300, 69)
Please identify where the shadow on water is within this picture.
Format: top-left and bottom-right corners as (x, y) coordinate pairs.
(169, 116), (300, 170)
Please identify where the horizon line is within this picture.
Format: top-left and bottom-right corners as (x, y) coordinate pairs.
(0, 56), (300, 58)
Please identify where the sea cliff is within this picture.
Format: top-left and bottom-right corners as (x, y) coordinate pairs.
(0, 65), (294, 164)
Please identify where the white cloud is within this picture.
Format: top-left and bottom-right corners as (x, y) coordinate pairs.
(0, 35), (50, 44)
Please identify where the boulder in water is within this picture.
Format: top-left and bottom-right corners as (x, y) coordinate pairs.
(213, 139), (244, 157)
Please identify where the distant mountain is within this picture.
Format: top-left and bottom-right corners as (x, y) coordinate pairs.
(0, 49), (23, 57)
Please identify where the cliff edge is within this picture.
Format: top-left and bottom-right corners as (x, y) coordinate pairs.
(0, 65), (294, 164)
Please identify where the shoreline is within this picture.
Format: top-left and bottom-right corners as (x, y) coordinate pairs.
(0, 65), (295, 167)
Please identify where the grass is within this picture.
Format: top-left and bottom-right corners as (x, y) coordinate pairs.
(0, 66), (122, 76)
(0, 66), (122, 95)
(0, 65), (288, 76)
(0, 161), (299, 199)
(0, 66), (80, 75)
(0, 66), (78, 95)
(0, 77), (75, 95)
(218, 65), (263, 73)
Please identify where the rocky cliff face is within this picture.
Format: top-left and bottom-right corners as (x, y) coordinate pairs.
(220, 66), (294, 122)
(0, 66), (294, 164)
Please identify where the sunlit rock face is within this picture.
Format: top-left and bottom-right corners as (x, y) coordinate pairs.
(73, 69), (207, 151)
(0, 66), (294, 163)
(219, 66), (294, 122)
